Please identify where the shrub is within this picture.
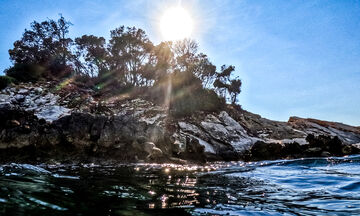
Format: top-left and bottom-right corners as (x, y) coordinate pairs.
(72, 74), (98, 89)
(170, 88), (225, 117)
(47, 59), (73, 79)
(5, 63), (44, 82)
(0, 76), (15, 90)
(165, 71), (225, 117)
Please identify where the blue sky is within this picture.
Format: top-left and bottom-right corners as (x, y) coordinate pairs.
(0, 0), (359, 125)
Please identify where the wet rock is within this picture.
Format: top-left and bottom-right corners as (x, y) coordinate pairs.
(178, 136), (207, 162)
(321, 151), (331, 157)
(217, 148), (241, 161)
(250, 141), (283, 160)
(281, 142), (303, 157)
(342, 145), (360, 155)
(305, 147), (323, 157)
(306, 134), (344, 156)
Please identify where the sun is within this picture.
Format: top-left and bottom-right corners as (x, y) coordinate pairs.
(160, 6), (193, 41)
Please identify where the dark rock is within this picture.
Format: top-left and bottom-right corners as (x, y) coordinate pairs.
(54, 113), (94, 147)
(306, 134), (344, 156)
(14, 95), (25, 103)
(250, 141), (283, 160)
(8, 120), (20, 127)
(90, 116), (107, 141)
(282, 142), (302, 157)
(0, 102), (13, 109)
(342, 145), (360, 155)
(305, 147), (323, 157)
(327, 136), (343, 155)
(178, 136), (206, 162)
(38, 118), (46, 125)
(1, 86), (360, 164)
(218, 149), (241, 161)
(321, 151), (331, 157)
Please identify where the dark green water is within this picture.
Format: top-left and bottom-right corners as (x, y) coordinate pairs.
(1, 155), (359, 215)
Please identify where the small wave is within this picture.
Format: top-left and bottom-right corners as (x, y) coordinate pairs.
(0, 156), (359, 215)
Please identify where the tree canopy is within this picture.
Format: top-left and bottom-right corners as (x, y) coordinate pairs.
(4, 15), (243, 112)
(7, 15), (73, 80)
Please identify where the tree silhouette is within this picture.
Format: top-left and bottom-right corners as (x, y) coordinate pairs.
(7, 15), (73, 79)
(74, 35), (108, 77)
(4, 16), (243, 111)
(108, 26), (154, 86)
(213, 65), (242, 104)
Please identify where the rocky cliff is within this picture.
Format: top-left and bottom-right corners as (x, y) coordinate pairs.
(0, 81), (359, 164)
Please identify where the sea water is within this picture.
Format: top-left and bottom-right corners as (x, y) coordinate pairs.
(0, 155), (359, 215)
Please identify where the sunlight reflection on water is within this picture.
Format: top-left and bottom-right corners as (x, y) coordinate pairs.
(0, 155), (359, 215)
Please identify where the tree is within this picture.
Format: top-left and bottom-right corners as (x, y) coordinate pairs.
(108, 26), (154, 86)
(151, 41), (174, 82)
(213, 65), (241, 104)
(229, 79), (242, 104)
(192, 53), (217, 89)
(168, 70), (225, 116)
(5, 15), (243, 107)
(74, 35), (108, 77)
(173, 39), (198, 72)
(7, 15), (73, 79)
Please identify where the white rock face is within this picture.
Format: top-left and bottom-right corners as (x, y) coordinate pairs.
(353, 143), (360, 149)
(35, 105), (71, 122)
(18, 89), (29, 94)
(200, 121), (229, 140)
(290, 118), (360, 144)
(178, 122), (203, 136)
(219, 111), (244, 131)
(0, 85), (72, 122)
(266, 137), (307, 146)
(0, 94), (10, 102)
(139, 114), (166, 125)
(229, 138), (258, 152)
(189, 134), (215, 153)
(177, 111), (260, 154)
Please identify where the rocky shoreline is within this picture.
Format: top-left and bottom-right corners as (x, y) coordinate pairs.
(0, 81), (359, 164)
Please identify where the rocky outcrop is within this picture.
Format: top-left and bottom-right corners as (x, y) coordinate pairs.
(288, 116), (360, 144)
(248, 135), (360, 161)
(0, 82), (359, 164)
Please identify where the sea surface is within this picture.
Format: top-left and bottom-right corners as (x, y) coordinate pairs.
(0, 155), (359, 215)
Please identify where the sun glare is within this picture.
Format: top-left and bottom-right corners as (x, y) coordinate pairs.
(160, 6), (193, 41)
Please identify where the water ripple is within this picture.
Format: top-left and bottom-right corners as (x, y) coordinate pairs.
(0, 155), (359, 215)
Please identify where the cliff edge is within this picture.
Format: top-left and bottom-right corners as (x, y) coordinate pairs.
(0, 81), (359, 164)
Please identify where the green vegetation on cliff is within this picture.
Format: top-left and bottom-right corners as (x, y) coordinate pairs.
(4, 15), (242, 115)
